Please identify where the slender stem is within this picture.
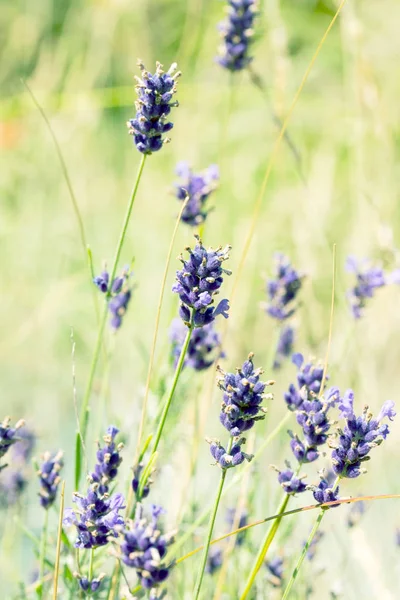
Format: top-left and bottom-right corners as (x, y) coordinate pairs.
(53, 482), (65, 600)
(89, 548), (94, 582)
(75, 154), (147, 488)
(133, 197), (189, 470)
(281, 511), (325, 600)
(239, 493), (290, 600)
(193, 437), (233, 599)
(38, 509), (49, 599)
(281, 475), (340, 599)
(169, 411), (292, 559)
(151, 317), (194, 454)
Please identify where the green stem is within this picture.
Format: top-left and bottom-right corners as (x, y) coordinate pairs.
(282, 510), (325, 600)
(38, 509), (49, 599)
(75, 154), (147, 488)
(281, 476), (340, 599)
(240, 493), (290, 599)
(168, 411), (292, 559)
(89, 548), (94, 582)
(193, 437), (233, 599)
(151, 316), (194, 454)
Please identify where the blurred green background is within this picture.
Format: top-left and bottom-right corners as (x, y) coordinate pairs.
(1, 0), (400, 597)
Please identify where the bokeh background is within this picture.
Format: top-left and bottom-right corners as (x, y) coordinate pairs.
(1, 0), (400, 597)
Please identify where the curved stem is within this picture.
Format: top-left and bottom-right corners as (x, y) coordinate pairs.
(239, 493), (290, 599)
(38, 509), (49, 599)
(75, 154), (147, 488)
(193, 437), (233, 599)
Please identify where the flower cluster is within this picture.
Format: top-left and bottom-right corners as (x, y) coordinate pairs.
(311, 477), (340, 507)
(37, 451), (64, 509)
(172, 237), (231, 327)
(127, 61), (181, 154)
(218, 354), (273, 437)
(170, 319), (224, 371)
(216, 0), (259, 72)
(132, 462), (151, 500)
(273, 325), (295, 370)
(89, 426), (123, 495)
(331, 393), (396, 478)
(289, 386), (340, 464)
(64, 426), (125, 548)
(208, 437), (253, 469)
(265, 254), (303, 322)
(275, 464), (307, 495)
(94, 267), (133, 329)
(0, 427), (35, 507)
(76, 574), (105, 595)
(284, 353), (325, 412)
(121, 504), (175, 591)
(0, 417), (25, 468)
(174, 162), (219, 226)
(64, 490), (125, 549)
(346, 256), (400, 318)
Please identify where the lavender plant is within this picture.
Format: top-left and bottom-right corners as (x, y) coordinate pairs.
(174, 162), (219, 226)
(216, 1), (259, 72)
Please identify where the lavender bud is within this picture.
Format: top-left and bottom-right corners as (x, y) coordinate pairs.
(37, 451), (63, 509)
(174, 162), (219, 226)
(265, 254), (303, 322)
(216, 0), (259, 72)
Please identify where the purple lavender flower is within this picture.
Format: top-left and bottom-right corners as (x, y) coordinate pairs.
(64, 491), (125, 549)
(284, 354), (326, 411)
(93, 267), (133, 330)
(0, 417), (25, 467)
(206, 547), (223, 574)
(0, 427), (35, 507)
(266, 556), (284, 587)
(89, 426), (123, 495)
(218, 353), (273, 437)
(132, 463), (151, 500)
(265, 254), (303, 322)
(289, 386), (340, 464)
(76, 574), (105, 594)
(275, 464), (307, 495)
(346, 256), (386, 318)
(175, 162), (219, 226)
(216, 1), (259, 72)
(170, 319), (224, 371)
(331, 395), (395, 478)
(127, 61), (181, 154)
(311, 477), (340, 507)
(37, 451), (64, 509)
(273, 326), (295, 370)
(121, 504), (175, 591)
(209, 437), (253, 469)
(172, 237), (231, 327)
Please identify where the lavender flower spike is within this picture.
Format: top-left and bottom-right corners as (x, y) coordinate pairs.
(172, 236), (231, 327)
(331, 393), (396, 478)
(216, 1), (259, 72)
(38, 451), (64, 509)
(273, 325), (295, 370)
(0, 417), (25, 467)
(64, 491), (125, 549)
(93, 266), (133, 330)
(265, 254), (303, 322)
(218, 353), (273, 437)
(208, 437), (253, 469)
(89, 426), (123, 495)
(121, 504), (175, 591)
(346, 256), (386, 318)
(170, 318), (224, 371)
(175, 162), (219, 226)
(127, 61), (181, 154)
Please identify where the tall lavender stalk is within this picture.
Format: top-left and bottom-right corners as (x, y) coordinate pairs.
(75, 60), (181, 488)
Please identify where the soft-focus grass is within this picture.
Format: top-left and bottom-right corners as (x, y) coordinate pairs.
(1, 0), (400, 597)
